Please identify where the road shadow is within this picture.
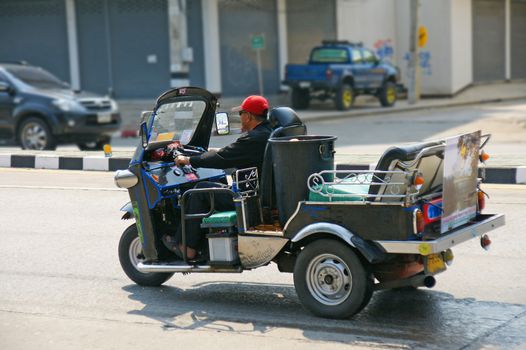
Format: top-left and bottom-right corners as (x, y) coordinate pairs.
(123, 281), (525, 348)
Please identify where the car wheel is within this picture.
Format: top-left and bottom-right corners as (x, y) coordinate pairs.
(118, 224), (174, 287)
(379, 81), (397, 107)
(291, 87), (310, 110)
(293, 239), (373, 319)
(335, 84), (354, 110)
(18, 117), (56, 150)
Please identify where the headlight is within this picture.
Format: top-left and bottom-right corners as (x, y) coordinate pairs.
(52, 98), (83, 112)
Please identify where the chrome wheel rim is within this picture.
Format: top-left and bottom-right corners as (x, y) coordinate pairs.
(306, 253), (352, 306)
(21, 122), (48, 150)
(129, 237), (145, 272)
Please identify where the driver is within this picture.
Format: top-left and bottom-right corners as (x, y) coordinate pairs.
(165, 95), (272, 260)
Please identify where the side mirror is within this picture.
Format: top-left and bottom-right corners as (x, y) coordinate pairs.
(0, 81), (13, 94)
(140, 122), (148, 148)
(215, 112), (230, 135)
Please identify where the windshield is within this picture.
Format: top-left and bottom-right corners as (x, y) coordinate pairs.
(148, 99), (206, 146)
(5, 66), (67, 89)
(310, 48), (349, 63)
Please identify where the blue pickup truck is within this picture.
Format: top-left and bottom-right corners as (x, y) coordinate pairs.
(283, 41), (401, 110)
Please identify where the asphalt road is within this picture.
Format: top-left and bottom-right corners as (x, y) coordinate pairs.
(0, 168), (525, 349)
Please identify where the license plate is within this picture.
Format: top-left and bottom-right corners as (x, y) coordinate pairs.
(97, 113), (112, 123)
(299, 81), (311, 88)
(424, 253), (446, 274)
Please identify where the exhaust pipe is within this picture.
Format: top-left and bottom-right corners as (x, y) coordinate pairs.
(423, 276), (436, 288)
(137, 262), (242, 273)
(375, 274), (437, 290)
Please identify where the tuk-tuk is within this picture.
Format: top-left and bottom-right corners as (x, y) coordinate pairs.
(115, 86), (505, 319)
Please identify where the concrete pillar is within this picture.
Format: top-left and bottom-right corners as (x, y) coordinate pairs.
(65, 0), (80, 90)
(277, 0), (288, 90)
(202, 0), (222, 94)
(168, 0), (190, 87)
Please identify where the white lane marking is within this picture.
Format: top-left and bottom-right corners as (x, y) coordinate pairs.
(0, 185), (125, 192)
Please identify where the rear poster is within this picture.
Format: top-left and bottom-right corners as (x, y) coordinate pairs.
(441, 131), (481, 233)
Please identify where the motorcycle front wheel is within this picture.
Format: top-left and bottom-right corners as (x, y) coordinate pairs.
(118, 224), (174, 286)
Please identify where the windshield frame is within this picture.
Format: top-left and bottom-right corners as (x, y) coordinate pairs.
(146, 96), (208, 149)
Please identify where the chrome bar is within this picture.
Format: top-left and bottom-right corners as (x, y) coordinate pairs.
(137, 262), (242, 273)
(373, 214), (505, 255)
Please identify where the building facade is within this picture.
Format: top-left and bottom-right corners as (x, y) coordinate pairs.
(1, 0), (524, 99)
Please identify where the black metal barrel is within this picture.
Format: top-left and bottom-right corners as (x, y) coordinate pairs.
(269, 135), (337, 226)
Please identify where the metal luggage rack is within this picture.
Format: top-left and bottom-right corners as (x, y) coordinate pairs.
(307, 169), (421, 203)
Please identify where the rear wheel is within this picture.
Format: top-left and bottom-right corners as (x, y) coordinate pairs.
(18, 117), (56, 150)
(335, 84), (354, 110)
(379, 81), (397, 107)
(118, 224), (174, 286)
(291, 87), (310, 109)
(294, 239), (372, 319)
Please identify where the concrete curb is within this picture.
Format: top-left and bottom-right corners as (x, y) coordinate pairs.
(0, 154), (130, 172)
(296, 95), (526, 123)
(0, 153), (524, 184)
(336, 164), (526, 185)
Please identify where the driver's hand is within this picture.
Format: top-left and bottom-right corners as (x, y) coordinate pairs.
(175, 155), (190, 167)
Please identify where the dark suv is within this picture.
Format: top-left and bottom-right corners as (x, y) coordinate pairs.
(0, 62), (121, 150)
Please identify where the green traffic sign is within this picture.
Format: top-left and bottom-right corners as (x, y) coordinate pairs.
(251, 35), (265, 50)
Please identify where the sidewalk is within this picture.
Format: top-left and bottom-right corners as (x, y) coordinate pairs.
(116, 81), (526, 134)
(1, 81), (526, 184)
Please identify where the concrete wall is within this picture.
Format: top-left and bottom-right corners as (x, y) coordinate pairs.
(451, 0), (472, 93)
(337, 0), (471, 96)
(395, 0), (453, 95)
(336, 0), (398, 65)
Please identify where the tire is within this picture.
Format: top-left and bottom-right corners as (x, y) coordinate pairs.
(291, 87), (310, 110)
(335, 84), (354, 111)
(77, 137), (111, 151)
(18, 117), (56, 150)
(379, 81), (397, 107)
(118, 224), (174, 286)
(293, 239), (373, 319)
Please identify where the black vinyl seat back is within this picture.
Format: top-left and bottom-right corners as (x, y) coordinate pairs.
(368, 141), (444, 201)
(260, 107), (306, 218)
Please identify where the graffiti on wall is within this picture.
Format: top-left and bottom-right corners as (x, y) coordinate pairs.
(374, 39), (394, 63)
(403, 50), (432, 76)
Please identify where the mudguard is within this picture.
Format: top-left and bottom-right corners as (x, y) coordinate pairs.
(291, 222), (386, 263)
(120, 201), (133, 220)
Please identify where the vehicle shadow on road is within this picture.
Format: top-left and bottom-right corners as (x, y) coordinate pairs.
(123, 282), (525, 348)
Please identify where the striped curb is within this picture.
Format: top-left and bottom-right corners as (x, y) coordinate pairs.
(0, 154), (130, 172)
(0, 154), (524, 184)
(336, 164), (526, 185)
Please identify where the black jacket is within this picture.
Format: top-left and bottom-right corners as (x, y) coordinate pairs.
(189, 120), (272, 173)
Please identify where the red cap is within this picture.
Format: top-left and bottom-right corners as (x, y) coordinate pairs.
(232, 95), (269, 116)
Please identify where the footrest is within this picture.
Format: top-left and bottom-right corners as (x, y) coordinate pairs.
(201, 210), (238, 228)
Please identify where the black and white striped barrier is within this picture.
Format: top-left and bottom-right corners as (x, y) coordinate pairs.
(0, 154), (525, 184)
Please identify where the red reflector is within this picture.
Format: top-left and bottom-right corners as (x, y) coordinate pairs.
(480, 234), (491, 250)
(478, 191), (485, 211)
(414, 209), (425, 233)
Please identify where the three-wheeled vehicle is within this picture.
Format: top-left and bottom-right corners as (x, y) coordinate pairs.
(115, 86), (505, 319)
